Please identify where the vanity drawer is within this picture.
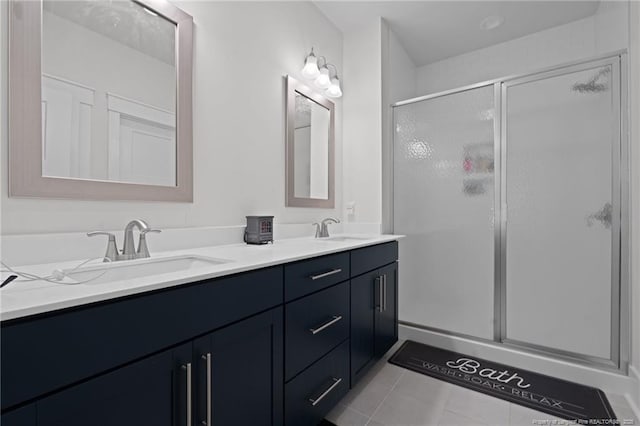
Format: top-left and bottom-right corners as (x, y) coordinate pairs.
(351, 241), (398, 277)
(285, 281), (349, 381)
(284, 252), (350, 301)
(285, 340), (349, 426)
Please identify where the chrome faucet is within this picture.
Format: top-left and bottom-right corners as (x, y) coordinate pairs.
(122, 220), (150, 260)
(313, 217), (340, 238)
(88, 220), (161, 262)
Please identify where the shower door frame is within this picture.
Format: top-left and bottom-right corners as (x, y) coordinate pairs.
(391, 51), (630, 372)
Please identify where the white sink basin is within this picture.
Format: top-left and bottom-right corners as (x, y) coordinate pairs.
(61, 255), (230, 285)
(317, 236), (374, 242)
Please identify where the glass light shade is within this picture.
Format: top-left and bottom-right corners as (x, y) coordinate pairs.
(314, 67), (331, 89)
(301, 54), (320, 79)
(326, 76), (342, 98)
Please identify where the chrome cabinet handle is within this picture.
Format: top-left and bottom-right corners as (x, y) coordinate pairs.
(309, 268), (342, 281)
(377, 276), (383, 312)
(383, 274), (387, 312)
(309, 315), (343, 335)
(182, 363), (192, 426)
(308, 377), (342, 406)
(201, 353), (212, 426)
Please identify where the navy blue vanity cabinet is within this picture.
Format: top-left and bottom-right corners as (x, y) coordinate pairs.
(350, 242), (399, 386)
(285, 281), (350, 381)
(0, 240), (399, 426)
(283, 255), (352, 426)
(193, 307), (283, 426)
(1, 267), (283, 411)
(36, 342), (191, 426)
(375, 262), (398, 357)
(285, 340), (350, 426)
(1, 404), (36, 426)
(350, 269), (380, 384)
(284, 252), (350, 302)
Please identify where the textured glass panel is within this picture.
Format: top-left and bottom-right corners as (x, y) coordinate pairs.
(505, 65), (614, 359)
(394, 86), (495, 340)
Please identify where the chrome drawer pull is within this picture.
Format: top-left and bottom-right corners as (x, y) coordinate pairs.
(377, 276), (383, 312)
(309, 315), (343, 335)
(201, 353), (212, 426)
(308, 377), (343, 406)
(383, 274), (387, 312)
(182, 363), (192, 426)
(309, 268), (342, 280)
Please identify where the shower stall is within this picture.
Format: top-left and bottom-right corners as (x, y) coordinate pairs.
(392, 53), (629, 370)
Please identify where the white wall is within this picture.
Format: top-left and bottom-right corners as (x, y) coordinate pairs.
(415, 2), (628, 95)
(0, 1), (343, 235)
(342, 19), (382, 228)
(381, 21), (416, 233)
(386, 29), (417, 104)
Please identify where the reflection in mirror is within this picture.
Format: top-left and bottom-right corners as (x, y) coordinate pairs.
(286, 76), (335, 208)
(41, 0), (177, 186)
(293, 92), (330, 199)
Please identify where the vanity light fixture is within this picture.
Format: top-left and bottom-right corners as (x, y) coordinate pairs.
(325, 64), (342, 98)
(300, 48), (342, 98)
(326, 75), (342, 98)
(314, 65), (331, 89)
(301, 48), (320, 79)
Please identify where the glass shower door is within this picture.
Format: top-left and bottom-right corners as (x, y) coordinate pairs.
(502, 58), (620, 362)
(394, 85), (496, 340)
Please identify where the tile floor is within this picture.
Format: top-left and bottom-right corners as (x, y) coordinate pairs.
(327, 341), (640, 426)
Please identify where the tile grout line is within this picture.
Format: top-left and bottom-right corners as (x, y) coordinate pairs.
(364, 368), (406, 426)
(342, 403), (372, 421)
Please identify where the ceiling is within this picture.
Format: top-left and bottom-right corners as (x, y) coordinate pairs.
(314, 1), (601, 67)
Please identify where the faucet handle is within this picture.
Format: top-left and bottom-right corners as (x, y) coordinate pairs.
(87, 231), (119, 262)
(137, 229), (161, 258)
(321, 217), (340, 225)
(87, 231), (115, 238)
(312, 223), (321, 238)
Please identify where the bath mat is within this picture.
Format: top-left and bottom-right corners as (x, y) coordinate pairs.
(389, 340), (616, 423)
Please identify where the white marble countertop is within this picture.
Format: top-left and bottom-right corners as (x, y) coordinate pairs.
(0, 234), (403, 322)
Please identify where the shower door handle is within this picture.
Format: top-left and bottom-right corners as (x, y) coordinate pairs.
(586, 202), (612, 228)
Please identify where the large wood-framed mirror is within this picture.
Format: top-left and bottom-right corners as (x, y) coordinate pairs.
(285, 76), (335, 208)
(8, 0), (193, 201)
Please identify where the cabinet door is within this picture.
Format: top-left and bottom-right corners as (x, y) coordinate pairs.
(37, 343), (192, 426)
(1, 404), (36, 426)
(350, 270), (380, 385)
(375, 262), (398, 357)
(193, 307), (283, 426)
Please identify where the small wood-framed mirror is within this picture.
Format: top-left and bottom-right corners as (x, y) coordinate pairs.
(285, 76), (335, 208)
(8, 0), (193, 201)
